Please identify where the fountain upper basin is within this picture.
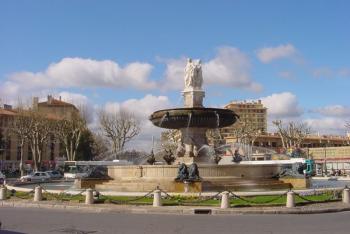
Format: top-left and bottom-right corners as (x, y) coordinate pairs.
(149, 107), (238, 129)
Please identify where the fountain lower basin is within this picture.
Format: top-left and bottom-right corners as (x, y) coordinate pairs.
(95, 163), (292, 192)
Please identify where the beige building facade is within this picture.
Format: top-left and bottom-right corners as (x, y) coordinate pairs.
(0, 96), (78, 171)
(222, 100), (349, 150)
(308, 146), (350, 175)
(221, 100), (267, 139)
(225, 133), (350, 150)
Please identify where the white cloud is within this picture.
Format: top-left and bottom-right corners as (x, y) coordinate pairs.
(311, 67), (350, 79)
(161, 47), (262, 92)
(160, 57), (187, 90)
(57, 91), (89, 106)
(104, 94), (171, 119)
(305, 118), (348, 135)
(278, 71), (295, 80)
(260, 92), (303, 119)
(204, 47), (262, 91)
(306, 104), (350, 135)
(312, 105), (350, 117)
(338, 68), (350, 78)
(1, 57), (155, 98)
(256, 44), (296, 63)
(312, 67), (333, 79)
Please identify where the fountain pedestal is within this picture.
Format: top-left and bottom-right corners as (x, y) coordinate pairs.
(176, 128), (210, 164)
(182, 89), (205, 108)
(179, 88), (208, 163)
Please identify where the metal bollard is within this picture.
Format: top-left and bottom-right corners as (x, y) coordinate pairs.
(34, 186), (43, 202)
(286, 191), (295, 208)
(85, 188), (94, 205)
(220, 191), (230, 209)
(343, 188), (350, 204)
(153, 190), (162, 207)
(0, 186), (7, 200)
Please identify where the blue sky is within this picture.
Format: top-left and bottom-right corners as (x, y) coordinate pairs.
(1, 0), (350, 145)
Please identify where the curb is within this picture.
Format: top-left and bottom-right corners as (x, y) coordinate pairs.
(2, 200), (350, 215)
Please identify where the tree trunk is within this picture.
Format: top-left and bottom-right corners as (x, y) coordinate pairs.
(20, 140), (25, 177)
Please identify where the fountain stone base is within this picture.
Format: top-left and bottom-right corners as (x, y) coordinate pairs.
(95, 164), (293, 192)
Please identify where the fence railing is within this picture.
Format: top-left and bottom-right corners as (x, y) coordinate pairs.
(1, 184), (349, 209)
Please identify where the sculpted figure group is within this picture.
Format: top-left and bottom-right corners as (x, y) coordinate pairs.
(175, 163), (200, 182)
(184, 58), (203, 90)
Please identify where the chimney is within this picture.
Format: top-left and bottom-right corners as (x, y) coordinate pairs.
(47, 95), (53, 104)
(33, 97), (39, 110)
(59, 96), (62, 101)
(258, 100), (262, 104)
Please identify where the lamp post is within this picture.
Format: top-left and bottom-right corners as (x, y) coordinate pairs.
(324, 143), (328, 176)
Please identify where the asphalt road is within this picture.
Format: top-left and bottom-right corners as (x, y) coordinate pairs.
(1, 207), (350, 234)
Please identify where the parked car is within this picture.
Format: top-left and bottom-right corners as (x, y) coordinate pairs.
(20, 172), (51, 182)
(45, 170), (63, 179)
(0, 171), (5, 184)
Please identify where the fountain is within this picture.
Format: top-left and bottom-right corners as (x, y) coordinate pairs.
(96, 58), (293, 192)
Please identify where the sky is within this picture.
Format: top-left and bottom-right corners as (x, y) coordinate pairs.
(1, 0), (350, 149)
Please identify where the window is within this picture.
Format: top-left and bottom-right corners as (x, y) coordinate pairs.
(28, 147), (33, 160)
(5, 139), (11, 160)
(17, 146), (21, 160)
(50, 142), (55, 160)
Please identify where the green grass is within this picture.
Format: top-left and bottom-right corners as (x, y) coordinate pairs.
(7, 190), (33, 199)
(43, 193), (85, 202)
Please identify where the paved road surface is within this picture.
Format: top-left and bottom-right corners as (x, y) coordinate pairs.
(1, 207), (350, 234)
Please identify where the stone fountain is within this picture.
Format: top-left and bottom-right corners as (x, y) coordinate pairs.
(96, 58), (291, 192)
(150, 58), (238, 164)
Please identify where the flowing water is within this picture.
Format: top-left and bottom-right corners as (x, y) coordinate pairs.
(187, 112), (192, 128)
(215, 111), (220, 127)
(158, 114), (167, 127)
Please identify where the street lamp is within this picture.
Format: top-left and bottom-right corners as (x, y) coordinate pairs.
(323, 141), (329, 176)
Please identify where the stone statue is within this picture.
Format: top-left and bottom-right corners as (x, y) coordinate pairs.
(188, 163), (200, 181)
(163, 149), (176, 165)
(193, 60), (203, 88)
(175, 163), (189, 181)
(184, 58), (203, 90)
(232, 149), (242, 163)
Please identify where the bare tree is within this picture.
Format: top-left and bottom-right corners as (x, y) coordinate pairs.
(91, 133), (110, 161)
(55, 111), (86, 161)
(160, 129), (180, 152)
(273, 120), (311, 149)
(346, 121), (350, 131)
(27, 110), (54, 171)
(8, 109), (32, 176)
(225, 118), (263, 145)
(98, 108), (140, 159)
(272, 120), (287, 149)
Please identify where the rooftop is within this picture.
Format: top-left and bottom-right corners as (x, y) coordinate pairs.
(37, 95), (77, 109)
